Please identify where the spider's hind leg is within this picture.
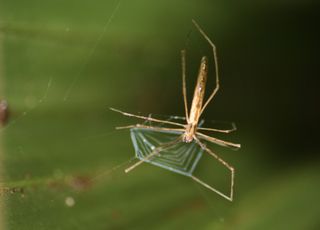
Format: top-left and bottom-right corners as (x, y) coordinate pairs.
(197, 122), (237, 133)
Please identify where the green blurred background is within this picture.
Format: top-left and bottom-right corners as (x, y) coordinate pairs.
(0, 0), (319, 229)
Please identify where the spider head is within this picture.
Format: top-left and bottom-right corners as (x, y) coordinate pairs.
(183, 124), (196, 143)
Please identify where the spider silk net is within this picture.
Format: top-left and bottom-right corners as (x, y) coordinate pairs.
(130, 128), (203, 176)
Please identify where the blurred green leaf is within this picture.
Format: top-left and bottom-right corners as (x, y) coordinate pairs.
(1, 0), (319, 229)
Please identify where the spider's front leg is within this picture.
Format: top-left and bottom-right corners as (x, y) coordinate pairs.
(193, 136), (235, 201)
(110, 108), (185, 127)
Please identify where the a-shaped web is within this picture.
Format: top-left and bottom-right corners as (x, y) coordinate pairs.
(130, 128), (203, 177)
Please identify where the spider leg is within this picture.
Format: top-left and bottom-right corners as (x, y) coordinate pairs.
(197, 122), (237, 133)
(193, 136), (234, 201)
(181, 49), (189, 122)
(110, 107), (185, 127)
(125, 137), (183, 173)
(191, 20), (220, 116)
(196, 132), (241, 149)
(115, 124), (185, 132)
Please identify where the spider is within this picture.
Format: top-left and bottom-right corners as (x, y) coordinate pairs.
(111, 20), (240, 201)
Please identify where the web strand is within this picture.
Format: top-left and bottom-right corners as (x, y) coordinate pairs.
(63, 0), (122, 101)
